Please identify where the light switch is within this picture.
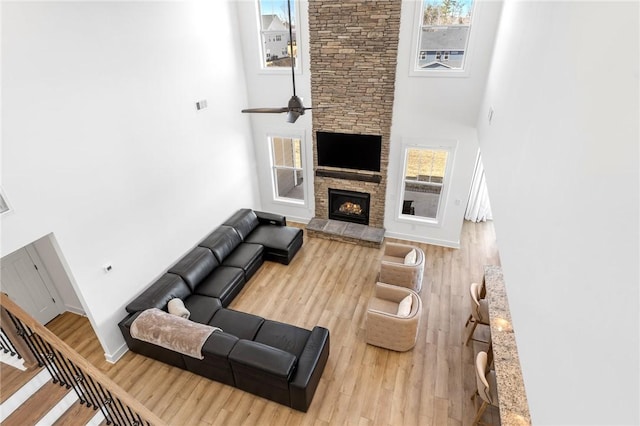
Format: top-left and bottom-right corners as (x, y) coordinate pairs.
(196, 100), (208, 111)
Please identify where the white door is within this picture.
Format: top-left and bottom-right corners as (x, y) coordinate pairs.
(1, 248), (62, 324)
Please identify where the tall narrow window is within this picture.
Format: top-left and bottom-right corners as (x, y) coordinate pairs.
(258, 0), (297, 69)
(416, 0), (474, 71)
(401, 147), (449, 221)
(270, 136), (304, 202)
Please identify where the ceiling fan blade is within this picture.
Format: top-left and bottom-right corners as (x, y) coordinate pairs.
(241, 107), (289, 114)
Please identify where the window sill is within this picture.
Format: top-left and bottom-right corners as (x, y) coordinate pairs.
(273, 197), (306, 207)
(396, 214), (441, 227)
(409, 68), (470, 78)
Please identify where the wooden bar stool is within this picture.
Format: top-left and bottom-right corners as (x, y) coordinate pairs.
(465, 281), (490, 345)
(472, 351), (499, 425)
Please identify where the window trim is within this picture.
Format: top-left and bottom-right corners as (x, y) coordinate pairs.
(409, 0), (478, 78)
(267, 131), (307, 207)
(256, 0), (302, 75)
(397, 139), (457, 226)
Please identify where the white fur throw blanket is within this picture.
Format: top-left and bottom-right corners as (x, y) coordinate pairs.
(130, 308), (219, 359)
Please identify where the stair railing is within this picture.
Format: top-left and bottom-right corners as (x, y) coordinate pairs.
(0, 293), (166, 426)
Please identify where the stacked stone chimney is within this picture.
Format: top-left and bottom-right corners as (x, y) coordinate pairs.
(308, 0), (402, 229)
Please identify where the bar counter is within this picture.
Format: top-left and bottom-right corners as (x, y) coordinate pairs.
(483, 265), (531, 425)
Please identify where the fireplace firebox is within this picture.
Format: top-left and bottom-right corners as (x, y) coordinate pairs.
(328, 188), (370, 225)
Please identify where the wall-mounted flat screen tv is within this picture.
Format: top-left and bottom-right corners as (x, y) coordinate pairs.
(316, 131), (382, 172)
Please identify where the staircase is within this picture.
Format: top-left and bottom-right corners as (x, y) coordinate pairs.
(0, 293), (166, 426)
(1, 361), (106, 425)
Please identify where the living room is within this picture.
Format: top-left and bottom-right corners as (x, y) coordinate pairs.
(1, 1), (637, 425)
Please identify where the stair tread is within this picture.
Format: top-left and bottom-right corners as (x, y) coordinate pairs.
(53, 399), (103, 426)
(0, 363), (44, 404)
(1, 380), (70, 425)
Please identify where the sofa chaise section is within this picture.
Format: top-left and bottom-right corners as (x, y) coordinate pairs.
(223, 209), (303, 265)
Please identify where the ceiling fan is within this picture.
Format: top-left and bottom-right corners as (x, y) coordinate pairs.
(241, 0), (311, 123)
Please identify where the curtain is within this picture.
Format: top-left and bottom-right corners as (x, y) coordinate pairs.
(465, 152), (493, 222)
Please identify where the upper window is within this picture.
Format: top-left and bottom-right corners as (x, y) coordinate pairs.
(415, 0), (474, 72)
(270, 135), (305, 203)
(258, 0), (297, 69)
(400, 147), (450, 222)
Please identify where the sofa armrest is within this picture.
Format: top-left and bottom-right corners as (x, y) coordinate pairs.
(289, 326), (330, 412)
(255, 210), (287, 226)
(229, 339), (296, 379)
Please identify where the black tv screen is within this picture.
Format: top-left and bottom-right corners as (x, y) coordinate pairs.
(316, 131), (382, 172)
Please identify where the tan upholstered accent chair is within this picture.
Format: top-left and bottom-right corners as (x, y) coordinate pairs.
(471, 351), (499, 425)
(365, 282), (422, 352)
(379, 243), (425, 292)
(465, 282), (490, 346)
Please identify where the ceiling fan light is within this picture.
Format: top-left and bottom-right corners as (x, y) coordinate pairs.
(286, 111), (300, 123)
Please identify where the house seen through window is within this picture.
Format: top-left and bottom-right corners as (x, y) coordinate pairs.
(270, 135), (304, 202)
(401, 147), (449, 221)
(259, 0), (297, 69)
(417, 0), (474, 71)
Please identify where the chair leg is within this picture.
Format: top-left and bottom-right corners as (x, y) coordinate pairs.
(465, 313), (473, 327)
(472, 400), (488, 426)
(465, 321), (478, 346)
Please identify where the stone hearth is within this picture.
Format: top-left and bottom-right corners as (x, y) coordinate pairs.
(306, 218), (384, 248)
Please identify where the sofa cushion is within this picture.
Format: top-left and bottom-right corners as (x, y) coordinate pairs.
(209, 308), (264, 341)
(125, 273), (191, 314)
(193, 266), (245, 307)
(169, 247), (219, 291)
(222, 243), (264, 281)
(183, 294), (222, 325)
(223, 209), (259, 240)
(254, 320), (311, 358)
(244, 225), (303, 264)
(199, 226), (243, 263)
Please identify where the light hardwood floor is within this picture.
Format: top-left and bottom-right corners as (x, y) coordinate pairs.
(45, 220), (501, 426)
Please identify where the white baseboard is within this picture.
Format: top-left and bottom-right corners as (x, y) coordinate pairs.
(287, 216), (311, 225)
(384, 230), (460, 249)
(64, 305), (85, 316)
(104, 343), (128, 364)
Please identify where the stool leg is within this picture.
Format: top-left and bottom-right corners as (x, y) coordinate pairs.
(465, 321), (478, 346)
(465, 313), (473, 327)
(472, 400), (488, 426)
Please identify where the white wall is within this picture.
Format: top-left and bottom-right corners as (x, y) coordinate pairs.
(236, 0), (315, 223)
(1, 1), (259, 360)
(477, 1), (639, 424)
(384, 0), (503, 247)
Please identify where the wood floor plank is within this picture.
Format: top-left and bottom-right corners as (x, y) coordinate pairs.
(41, 220), (501, 426)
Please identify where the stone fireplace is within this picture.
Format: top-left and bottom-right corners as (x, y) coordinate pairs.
(308, 0), (401, 233)
(328, 188), (370, 225)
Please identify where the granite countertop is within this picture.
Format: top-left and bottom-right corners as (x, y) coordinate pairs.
(484, 265), (531, 426)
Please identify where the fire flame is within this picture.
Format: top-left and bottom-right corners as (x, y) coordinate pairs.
(339, 202), (363, 215)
